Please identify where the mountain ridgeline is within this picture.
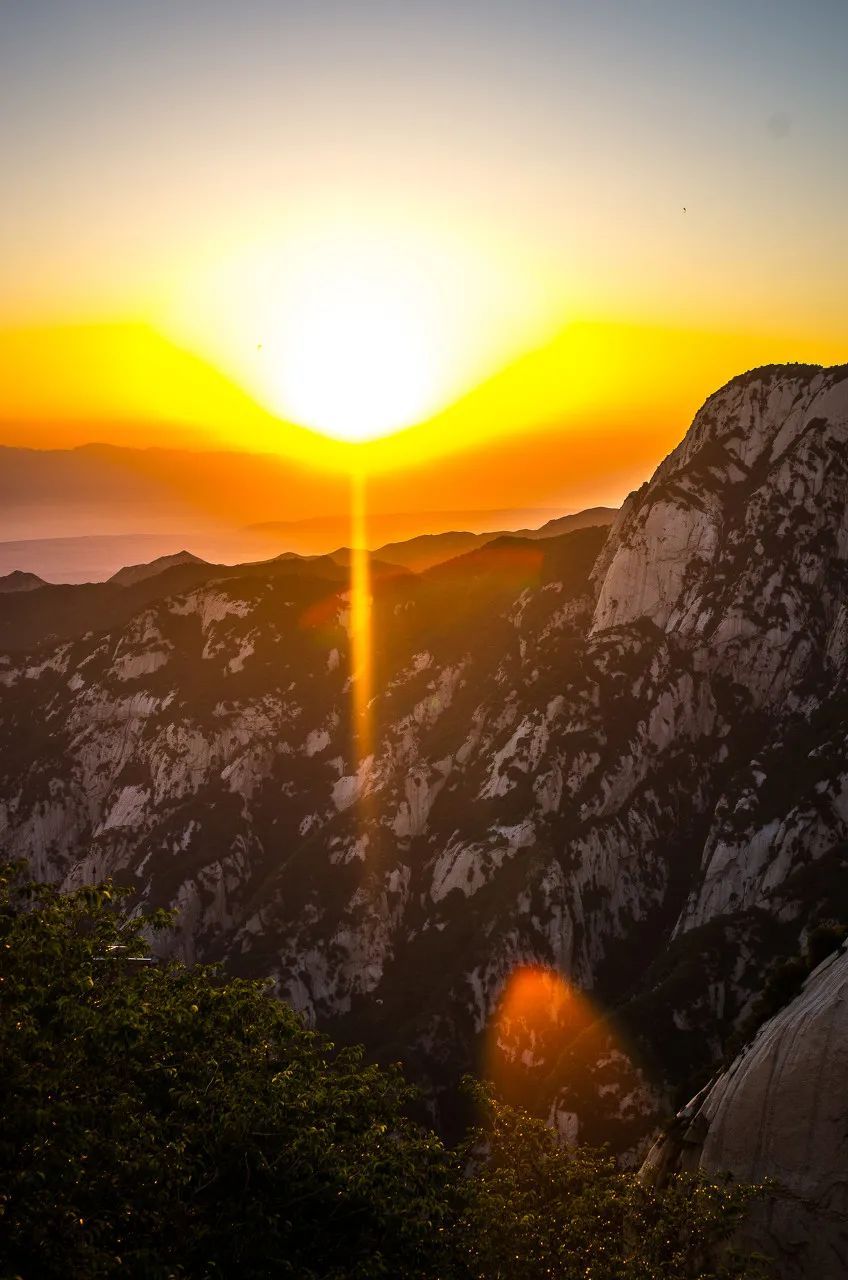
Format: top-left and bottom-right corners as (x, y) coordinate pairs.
(3, 363), (848, 1268)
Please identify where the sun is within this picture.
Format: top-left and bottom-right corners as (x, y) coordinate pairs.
(250, 239), (453, 443)
(268, 273), (440, 443)
(163, 219), (565, 452)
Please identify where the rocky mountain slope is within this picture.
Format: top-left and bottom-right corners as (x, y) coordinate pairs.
(2, 362), (848, 1159)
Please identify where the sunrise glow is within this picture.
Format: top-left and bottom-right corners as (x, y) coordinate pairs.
(156, 219), (565, 451)
(252, 246), (449, 442)
(0, 2), (845, 494)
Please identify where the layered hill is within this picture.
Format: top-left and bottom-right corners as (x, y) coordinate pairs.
(2, 363), (848, 1166)
(0, 499), (610, 583)
(0, 570), (46, 593)
(361, 507), (617, 572)
(108, 551), (208, 588)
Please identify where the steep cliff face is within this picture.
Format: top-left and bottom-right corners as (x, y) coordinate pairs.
(2, 363), (848, 1150)
(593, 364), (848, 929)
(641, 942), (848, 1278)
(594, 364), (848, 698)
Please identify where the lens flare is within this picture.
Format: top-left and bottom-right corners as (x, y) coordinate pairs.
(485, 965), (596, 1110)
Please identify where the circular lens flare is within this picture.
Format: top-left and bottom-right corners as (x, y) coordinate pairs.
(486, 965), (595, 1109)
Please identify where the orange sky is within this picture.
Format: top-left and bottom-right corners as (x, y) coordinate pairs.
(2, 318), (846, 517)
(2, 2), (848, 516)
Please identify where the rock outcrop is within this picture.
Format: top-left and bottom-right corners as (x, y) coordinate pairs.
(641, 942), (848, 1278)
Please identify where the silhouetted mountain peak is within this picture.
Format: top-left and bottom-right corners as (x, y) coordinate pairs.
(109, 550), (207, 588)
(0, 570), (47, 594)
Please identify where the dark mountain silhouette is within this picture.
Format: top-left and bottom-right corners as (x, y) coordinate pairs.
(109, 551), (208, 588)
(0, 570), (47, 593)
(360, 507), (617, 572)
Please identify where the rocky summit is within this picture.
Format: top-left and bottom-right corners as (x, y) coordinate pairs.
(2, 364), (848, 1183)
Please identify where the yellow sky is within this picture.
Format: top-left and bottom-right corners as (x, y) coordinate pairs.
(3, 2), (848, 501)
(2, 313), (845, 489)
(3, 200), (845, 481)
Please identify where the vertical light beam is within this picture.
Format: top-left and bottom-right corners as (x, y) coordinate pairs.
(349, 467), (373, 770)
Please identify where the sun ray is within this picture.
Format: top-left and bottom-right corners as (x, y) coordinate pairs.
(349, 468), (373, 765)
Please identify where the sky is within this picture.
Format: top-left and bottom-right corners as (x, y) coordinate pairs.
(1, 0), (847, 501)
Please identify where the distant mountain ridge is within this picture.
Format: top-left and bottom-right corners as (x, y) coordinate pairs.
(0, 570), (46, 594)
(109, 551), (208, 588)
(0, 507), (614, 652)
(0, 506), (609, 584)
(246, 506), (568, 539)
(362, 507), (617, 572)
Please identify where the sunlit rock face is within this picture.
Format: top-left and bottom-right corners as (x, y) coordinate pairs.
(641, 943), (848, 1279)
(2, 362), (848, 1155)
(594, 363), (848, 699)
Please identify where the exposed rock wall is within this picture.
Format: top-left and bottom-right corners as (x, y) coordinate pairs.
(641, 944), (848, 1278)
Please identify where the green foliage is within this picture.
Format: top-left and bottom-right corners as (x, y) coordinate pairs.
(0, 866), (457, 1279)
(0, 866), (763, 1279)
(458, 1087), (765, 1280)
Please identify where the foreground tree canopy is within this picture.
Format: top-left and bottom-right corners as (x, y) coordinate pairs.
(0, 867), (765, 1279)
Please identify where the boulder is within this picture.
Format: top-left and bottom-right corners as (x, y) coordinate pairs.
(641, 943), (848, 1278)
